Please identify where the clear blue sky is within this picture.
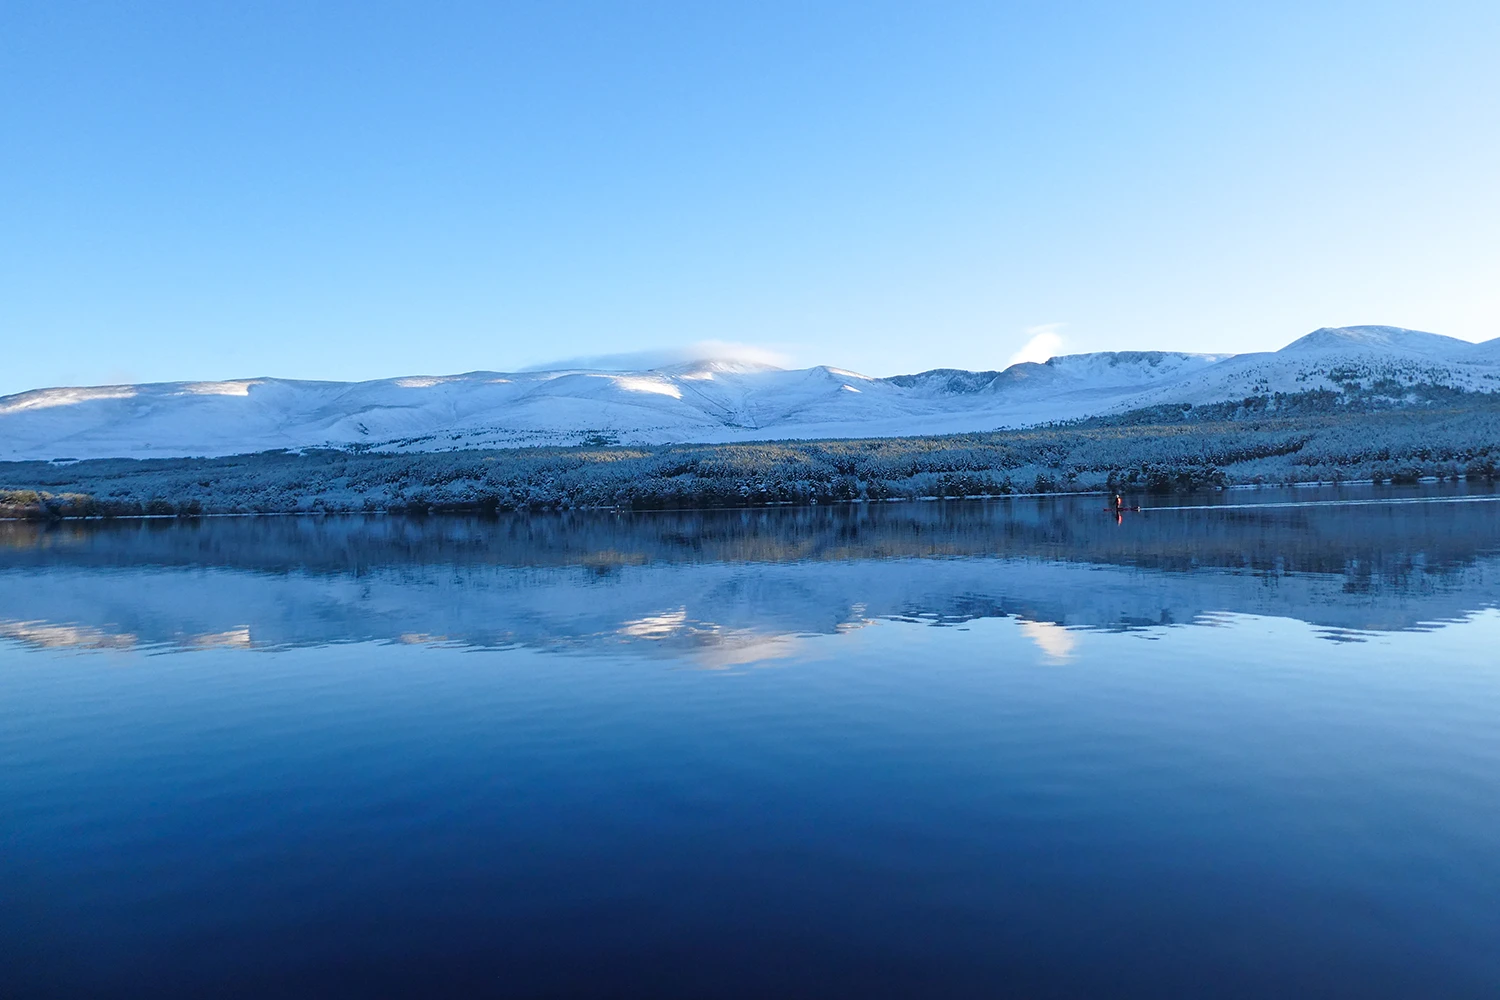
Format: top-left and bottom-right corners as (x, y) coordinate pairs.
(3, 1), (1497, 394)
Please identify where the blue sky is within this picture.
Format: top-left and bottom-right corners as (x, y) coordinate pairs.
(2, 1), (1497, 394)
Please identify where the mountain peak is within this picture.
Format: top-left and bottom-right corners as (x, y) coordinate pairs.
(1279, 325), (1470, 358)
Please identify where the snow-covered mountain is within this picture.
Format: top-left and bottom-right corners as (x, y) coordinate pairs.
(1121, 325), (1500, 409)
(2, 326), (1497, 461)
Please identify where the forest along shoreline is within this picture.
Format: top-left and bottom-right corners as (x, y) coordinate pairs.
(3, 390), (1499, 519)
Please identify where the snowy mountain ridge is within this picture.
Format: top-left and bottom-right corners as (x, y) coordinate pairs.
(2, 326), (1497, 461)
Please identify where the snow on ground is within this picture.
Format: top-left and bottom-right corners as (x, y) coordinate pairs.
(2, 326), (1498, 461)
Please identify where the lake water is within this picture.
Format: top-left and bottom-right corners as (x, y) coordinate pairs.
(4, 485), (1500, 998)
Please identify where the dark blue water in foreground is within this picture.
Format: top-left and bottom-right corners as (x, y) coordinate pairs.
(3, 486), (1500, 998)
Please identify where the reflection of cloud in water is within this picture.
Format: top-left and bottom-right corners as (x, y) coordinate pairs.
(186, 627), (253, 649)
(397, 632), (451, 646)
(619, 608), (689, 639)
(0, 620), (254, 653)
(1018, 620), (1077, 663)
(616, 607), (815, 668)
(0, 619), (137, 651)
(690, 632), (805, 670)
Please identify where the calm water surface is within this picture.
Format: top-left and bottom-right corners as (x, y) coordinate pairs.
(3, 485), (1500, 998)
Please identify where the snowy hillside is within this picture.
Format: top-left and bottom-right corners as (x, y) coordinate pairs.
(1124, 326), (1500, 409)
(2, 325), (1497, 461)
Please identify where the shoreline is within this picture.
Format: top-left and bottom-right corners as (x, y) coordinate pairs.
(6, 477), (1497, 523)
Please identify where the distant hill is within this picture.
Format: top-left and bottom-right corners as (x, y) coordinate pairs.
(2, 326), (1497, 461)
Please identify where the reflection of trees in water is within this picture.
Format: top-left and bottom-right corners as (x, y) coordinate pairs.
(2, 492), (1498, 652)
(2, 492), (1498, 592)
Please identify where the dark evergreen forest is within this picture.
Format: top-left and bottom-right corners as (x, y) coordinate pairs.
(4, 390), (1498, 519)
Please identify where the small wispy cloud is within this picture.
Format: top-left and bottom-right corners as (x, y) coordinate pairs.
(1008, 324), (1065, 366)
(524, 341), (791, 372)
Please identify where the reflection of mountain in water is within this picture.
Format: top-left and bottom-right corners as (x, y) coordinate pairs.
(2, 488), (1499, 656)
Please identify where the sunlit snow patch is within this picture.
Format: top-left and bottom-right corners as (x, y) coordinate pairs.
(182, 381), (258, 396)
(0, 386), (138, 413)
(614, 376), (683, 399)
